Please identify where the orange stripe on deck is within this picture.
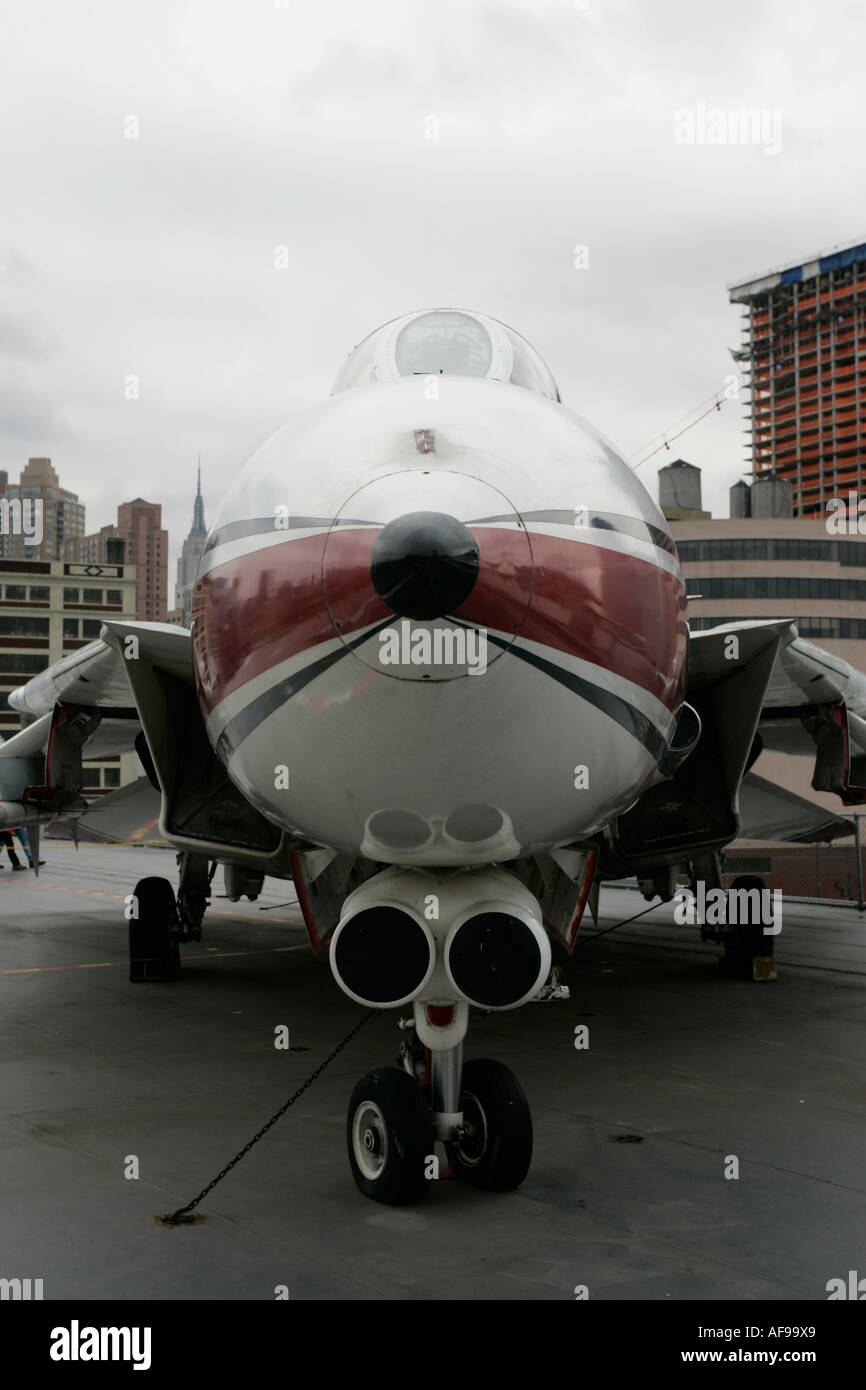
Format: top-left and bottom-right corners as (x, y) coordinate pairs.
(0, 944), (308, 976)
(1, 879), (302, 922)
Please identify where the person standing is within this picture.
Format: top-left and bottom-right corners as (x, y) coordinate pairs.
(0, 830), (26, 870)
(14, 826), (44, 868)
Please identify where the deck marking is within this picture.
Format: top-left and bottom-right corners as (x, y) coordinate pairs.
(0, 944), (308, 976)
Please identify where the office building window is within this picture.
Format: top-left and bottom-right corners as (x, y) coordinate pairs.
(0, 654), (50, 673)
(678, 536), (866, 565)
(689, 575), (866, 601)
(0, 616), (50, 637)
(689, 615), (866, 639)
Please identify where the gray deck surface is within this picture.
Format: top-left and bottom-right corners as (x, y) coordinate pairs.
(1, 844), (864, 1300)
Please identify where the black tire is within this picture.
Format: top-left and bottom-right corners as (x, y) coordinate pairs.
(730, 875), (767, 893)
(453, 1058), (533, 1192)
(347, 1068), (434, 1205)
(129, 877), (180, 982)
(725, 875), (773, 977)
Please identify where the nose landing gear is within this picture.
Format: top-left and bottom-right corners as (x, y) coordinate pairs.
(345, 1021), (533, 1205)
(335, 866), (557, 1204)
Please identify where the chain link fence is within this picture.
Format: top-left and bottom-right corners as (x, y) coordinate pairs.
(721, 817), (866, 906)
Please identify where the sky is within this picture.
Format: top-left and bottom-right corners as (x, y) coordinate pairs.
(2, 0), (865, 590)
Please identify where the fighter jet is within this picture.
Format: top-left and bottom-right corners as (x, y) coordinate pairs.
(2, 308), (865, 1205)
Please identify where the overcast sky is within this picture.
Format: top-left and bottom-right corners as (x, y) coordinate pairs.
(2, 0), (864, 588)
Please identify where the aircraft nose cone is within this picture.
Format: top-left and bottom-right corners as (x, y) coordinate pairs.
(370, 511), (480, 620)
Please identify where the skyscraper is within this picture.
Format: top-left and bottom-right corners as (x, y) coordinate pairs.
(175, 465), (208, 626)
(729, 238), (866, 518)
(63, 498), (168, 622)
(0, 458), (86, 561)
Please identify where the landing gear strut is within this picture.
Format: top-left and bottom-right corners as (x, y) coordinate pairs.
(175, 851), (212, 940)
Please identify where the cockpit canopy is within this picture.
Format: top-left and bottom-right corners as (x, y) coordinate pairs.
(332, 308), (560, 401)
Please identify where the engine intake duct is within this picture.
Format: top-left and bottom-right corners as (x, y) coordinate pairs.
(658, 701), (701, 778)
(444, 907), (551, 1009)
(330, 905), (435, 1007)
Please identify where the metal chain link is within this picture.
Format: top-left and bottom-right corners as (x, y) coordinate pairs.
(162, 905), (651, 1225)
(575, 900), (661, 946)
(164, 1009), (376, 1224)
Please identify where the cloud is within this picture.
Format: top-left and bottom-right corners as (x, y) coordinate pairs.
(0, 310), (61, 359)
(1, 0), (865, 567)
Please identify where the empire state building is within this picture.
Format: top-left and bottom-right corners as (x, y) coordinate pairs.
(175, 465), (207, 626)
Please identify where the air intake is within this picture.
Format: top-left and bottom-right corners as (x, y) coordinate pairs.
(330, 906), (435, 1007)
(444, 907), (551, 1009)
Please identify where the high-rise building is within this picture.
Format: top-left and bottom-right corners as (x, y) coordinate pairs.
(729, 238), (866, 518)
(175, 466), (208, 626)
(115, 499), (168, 623)
(64, 499), (168, 622)
(0, 458), (86, 561)
(0, 554), (139, 793)
(660, 462), (866, 814)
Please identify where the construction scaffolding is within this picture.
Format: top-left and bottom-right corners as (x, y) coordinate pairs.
(729, 240), (866, 518)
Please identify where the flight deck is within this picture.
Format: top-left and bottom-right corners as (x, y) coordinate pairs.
(1, 844), (864, 1301)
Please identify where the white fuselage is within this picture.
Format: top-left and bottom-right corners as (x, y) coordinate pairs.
(193, 375), (687, 864)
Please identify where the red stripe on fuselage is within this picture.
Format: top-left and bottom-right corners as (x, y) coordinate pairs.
(193, 529), (387, 714)
(458, 530), (687, 711)
(193, 527), (686, 716)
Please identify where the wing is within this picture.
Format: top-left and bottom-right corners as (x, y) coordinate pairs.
(693, 619), (866, 807)
(738, 770), (853, 842)
(1, 620), (302, 920)
(48, 775), (162, 844)
(0, 623), (191, 827)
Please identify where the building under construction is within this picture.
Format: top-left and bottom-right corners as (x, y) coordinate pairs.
(729, 238), (866, 518)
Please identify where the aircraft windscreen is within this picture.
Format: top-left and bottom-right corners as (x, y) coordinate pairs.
(394, 311), (493, 377)
(332, 308), (560, 400)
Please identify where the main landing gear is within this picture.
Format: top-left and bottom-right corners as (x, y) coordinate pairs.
(688, 853), (777, 982)
(128, 851), (212, 982)
(346, 1015), (534, 1205)
(721, 874), (777, 981)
